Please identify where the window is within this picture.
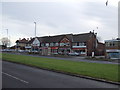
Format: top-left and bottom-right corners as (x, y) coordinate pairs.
(65, 42), (70, 46)
(105, 42), (108, 46)
(60, 43), (64, 46)
(106, 42), (110, 46)
(55, 43), (59, 46)
(41, 43), (44, 47)
(72, 43), (77, 46)
(79, 42), (86, 46)
(110, 43), (112, 46)
(77, 42), (79, 46)
(50, 43), (54, 46)
(46, 43), (49, 47)
(113, 43), (115, 46)
(82, 43), (85, 46)
(60, 43), (70, 46)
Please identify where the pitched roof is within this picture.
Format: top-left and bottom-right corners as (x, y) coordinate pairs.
(37, 34), (71, 43)
(35, 32), (95, 43)
(27, 38), (35, 44)
(72, 32), (96, 42)
(16, 32), (97, 44)
(16, 38), (29, 44)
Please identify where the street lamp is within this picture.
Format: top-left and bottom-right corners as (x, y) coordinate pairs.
(34, 22), (36, 37)
(6, 29), (8, 38)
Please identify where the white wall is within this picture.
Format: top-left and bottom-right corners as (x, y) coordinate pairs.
(32, 38), (40, 46)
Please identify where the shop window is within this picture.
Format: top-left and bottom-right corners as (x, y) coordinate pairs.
(55, 43), (59, 46)
(60, 43), (64, 46)
(46, 43), (49, 47)
(72, 43), (77, 46)
(41, 43), (44, 47)
(50, 43), (54, 46)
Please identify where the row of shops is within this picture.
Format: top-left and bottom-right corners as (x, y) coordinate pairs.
(16, 31), (105, 57)
(27, 46), (87, 56)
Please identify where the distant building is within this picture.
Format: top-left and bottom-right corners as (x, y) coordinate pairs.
(105, 38), (120, 59)
(22, 31), (105, 56)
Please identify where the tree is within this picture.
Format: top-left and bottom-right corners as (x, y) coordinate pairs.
(0, 37), (11, 47)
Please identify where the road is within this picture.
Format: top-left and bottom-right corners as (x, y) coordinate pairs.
(2, 61), (119, 88)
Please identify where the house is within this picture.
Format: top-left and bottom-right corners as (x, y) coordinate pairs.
(16, 38), (29, 51)
(25, 38), (35, 51)
(105, 38), (120, 59)
(26, 31), (105, 56)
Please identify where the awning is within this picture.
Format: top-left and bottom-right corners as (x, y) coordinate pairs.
(51, 47), (58, 49)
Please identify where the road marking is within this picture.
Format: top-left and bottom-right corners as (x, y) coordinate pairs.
(2, 72), (29, 84)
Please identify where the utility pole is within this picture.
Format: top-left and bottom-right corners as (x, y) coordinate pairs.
(34, 22), (36, 37)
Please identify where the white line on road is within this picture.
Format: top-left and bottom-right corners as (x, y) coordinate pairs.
(2, 72), (29, 84)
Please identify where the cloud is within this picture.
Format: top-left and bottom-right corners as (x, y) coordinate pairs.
(1, 1), (118, 46)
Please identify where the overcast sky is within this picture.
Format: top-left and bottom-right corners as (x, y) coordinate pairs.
(0, 0), (119, 46)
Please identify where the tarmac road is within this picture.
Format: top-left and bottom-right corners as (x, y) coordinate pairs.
(2, 61), (119, 88)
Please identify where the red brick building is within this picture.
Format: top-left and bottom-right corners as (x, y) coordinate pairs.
(19, 31), (105, 56)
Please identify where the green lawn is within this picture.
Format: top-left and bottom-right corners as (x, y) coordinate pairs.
(1, 53), (119, 82)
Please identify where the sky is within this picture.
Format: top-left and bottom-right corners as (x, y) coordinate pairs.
(0, 0), (119, 46)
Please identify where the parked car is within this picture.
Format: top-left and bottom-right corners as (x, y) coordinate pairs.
(68, 52), (80, 56)
(18, 50), (25, 53)
(31, 50), (38, 53)
(52, 53), (58, 55)
(1, 49), (15, 52)
(58, 52), (64, 55)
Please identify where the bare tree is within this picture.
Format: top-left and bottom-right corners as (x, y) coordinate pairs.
(0, 37), (11, 47)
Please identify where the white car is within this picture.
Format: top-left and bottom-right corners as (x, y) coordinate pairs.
(31, 50), (38, 52)
(68, 52), (80, 56)
(18, 50), (25, 52)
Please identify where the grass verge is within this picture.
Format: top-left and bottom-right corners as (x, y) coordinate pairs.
(1, 53), (119, 82)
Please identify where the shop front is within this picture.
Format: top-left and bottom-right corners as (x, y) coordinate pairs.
(51, 47), (58, 54)
(72, 48), (87, 56)
(58, 48), (71, 55)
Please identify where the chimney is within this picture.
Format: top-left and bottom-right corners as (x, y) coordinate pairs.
(27, 38), (29, 41)
(95, 33), (97, 35)
(30, 37), (32, 40)
(93, 30), (94, 33)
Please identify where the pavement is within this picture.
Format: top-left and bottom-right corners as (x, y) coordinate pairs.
(2, 61), (119, 88)
(3, 52), (119, 64)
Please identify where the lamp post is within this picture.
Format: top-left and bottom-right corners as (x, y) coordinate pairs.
(5, 29), (9, 48)
(33, 22), (37, 52)
(6, 29), (8, 38)
(34, 22), (36, 37)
